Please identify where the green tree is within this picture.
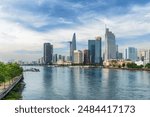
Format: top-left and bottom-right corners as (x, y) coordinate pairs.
(145, 63), (150, 68)
(0, 72), (6, 89)
(122, 63), (125, 68)
(0, 62), (23, 89)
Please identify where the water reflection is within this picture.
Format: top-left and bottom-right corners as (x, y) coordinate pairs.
(22, 66), (150, 100)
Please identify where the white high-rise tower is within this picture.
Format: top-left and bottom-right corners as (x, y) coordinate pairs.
(105, 28), (116, 60)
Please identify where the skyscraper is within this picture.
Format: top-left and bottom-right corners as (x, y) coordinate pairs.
(88, 40), (95, 64)
(95, 37), (102, 64)
(53, 54), (57, 64)
(124, 47), (137, 62)
(139, 49), (150, 65)
(105, 28), (116, 60)
(70, 33), (76, 62)
(83, 49), (90, 64)
(73, 50), (82, 64)
(88, 37), (102, 64)
(144, 49), (150, 65)
(43, 43), (53, 64)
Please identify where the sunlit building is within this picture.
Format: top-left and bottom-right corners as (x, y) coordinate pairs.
(105, 28), (117, 60)
(73, 50), (82, 64)
(124, 47), (137, 62)
(144, 49), (150, 65)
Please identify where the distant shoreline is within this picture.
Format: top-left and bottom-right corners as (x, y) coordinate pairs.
(22, 64), (150, 71)
(103, 67), (150, 71)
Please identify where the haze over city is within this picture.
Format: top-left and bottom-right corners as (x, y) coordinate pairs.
(0, 0), (150, 62)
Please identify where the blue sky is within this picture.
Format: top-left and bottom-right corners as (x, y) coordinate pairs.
(0, 0), (150, 61)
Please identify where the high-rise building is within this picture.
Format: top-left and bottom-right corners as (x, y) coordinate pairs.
(144, 49), (150, 65)
(73, 50), (82, 64)
(43, 43), (53, 64)
(70, 33), (76, 62)
(116, 45), (119, 59)
(83, 49), (90, 64)
(95, 37), (102, 64)
(118, 52), (123, 59)
(105, 28), (116, 60)
(136, 49), (150, 65)
(124, 47), (137, 62)
(88, 37), (102, 64)
(88, 40), (95, 64)
(53, 54), (57, 63)
(58, 55), (65, 61)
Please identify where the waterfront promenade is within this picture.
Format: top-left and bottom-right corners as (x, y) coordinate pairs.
(0, 75), (23, 99)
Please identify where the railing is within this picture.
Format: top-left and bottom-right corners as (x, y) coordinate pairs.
(0, 75), (23, 100)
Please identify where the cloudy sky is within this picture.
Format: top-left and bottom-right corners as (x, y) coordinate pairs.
(0, 0), (150, 62)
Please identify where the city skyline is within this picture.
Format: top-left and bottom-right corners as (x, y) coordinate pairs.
(0, 0), (150, 62)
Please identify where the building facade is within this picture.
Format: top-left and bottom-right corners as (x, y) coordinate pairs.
(124, 47), (137, 62)
(144, 49), (150, 65)
(88, 40), (95, 64)
(53, 54), (57, 64)
(73, 50), (82, 64)
(83, 49), (90, 64)
(43, 43), (53, 64)
(88, 37), (102, 64)
(95, 37), (102, 64)
(105, 28), (117, 60)
(70, 33), (76, 62)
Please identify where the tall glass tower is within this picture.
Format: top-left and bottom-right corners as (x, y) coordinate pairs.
(95, 37), (102, 64)
(88, 40), (95, 64)
(105, 28), (116, 60)
(44, 43), (53, 64)
(88, 37), (102, 64)
(124, 47), (137, 62)
(70, 33), (76, 62)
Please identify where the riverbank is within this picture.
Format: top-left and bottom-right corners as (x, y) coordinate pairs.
(103, 67), (150, 71)
(2, 81), (25, 100)
(22, 64), (150, 71)
(0, 75), (23, 100)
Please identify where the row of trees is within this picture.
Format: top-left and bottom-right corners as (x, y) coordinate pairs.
(0, 62), (23, 89)
(126, 63), (150, 69)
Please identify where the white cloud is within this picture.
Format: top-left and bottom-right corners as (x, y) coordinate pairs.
(0, 1), (150, 61)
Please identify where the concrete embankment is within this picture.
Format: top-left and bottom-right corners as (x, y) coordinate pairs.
(0, 75), (23, 100)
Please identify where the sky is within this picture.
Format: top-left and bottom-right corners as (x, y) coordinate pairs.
(0, 0), (150, 62)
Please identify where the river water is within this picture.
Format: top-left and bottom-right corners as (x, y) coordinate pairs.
(22, 66), (150, 100)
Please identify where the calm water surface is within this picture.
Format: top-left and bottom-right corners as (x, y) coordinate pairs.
(22, 66), (150, 100)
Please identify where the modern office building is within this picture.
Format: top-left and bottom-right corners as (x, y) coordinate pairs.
(118, 52), (123, 59)
(116, 45), (119, 59)
(43, 43), (53, 64)
(70, 33), (76, 62)
(53, 54), (57, 64)
(124, 47), (137, 62)
(73, 50), (82, 64)
(144, 49), (150, 65)
(88, 40), (95, 64)
(83, 49), (90, 64)
(88, 37), (102, 64)
(105, 28), (117, 60)
(95, 37), (102, 64)
(57, 55), (65, 61)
